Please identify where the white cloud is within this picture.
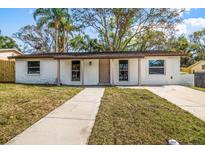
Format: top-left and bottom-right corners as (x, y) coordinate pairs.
(177, 8), (191, 17)
(185, 8), (191, 12)
(176, 17), (205, 36)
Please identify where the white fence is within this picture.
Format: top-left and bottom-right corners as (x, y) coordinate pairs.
(178, 74), (194, 86)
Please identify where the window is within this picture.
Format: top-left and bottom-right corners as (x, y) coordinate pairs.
(149, 60), (165, 74)
(202, 65), (205, 70)
(72, 61), (80, 81)
(27, 61), (40, 74)
(119, 60), (128, 81)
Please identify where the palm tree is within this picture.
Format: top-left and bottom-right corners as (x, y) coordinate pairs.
(60, 16), (78, 52)
(33, 8), (68, 53)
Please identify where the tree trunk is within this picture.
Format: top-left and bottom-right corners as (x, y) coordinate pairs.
(55, 28), (59, 53)
(63, 29), (67, 53)
(66, 31), (68, 52)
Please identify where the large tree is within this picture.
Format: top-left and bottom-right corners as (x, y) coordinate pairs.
(59, 16), (79, 52)
(0, 30), (19, 49)
(33, 8), (69, 52)
(72, 8), (184, 51)
(167, 35), (193, 67)
(15, 9), (77, 53)
(188, 29), (205, 64)
(69, 35), (104, 52)
(128, 29), (167, 51)
(189, 29), (205, 55)
(14, 25), (54, 53)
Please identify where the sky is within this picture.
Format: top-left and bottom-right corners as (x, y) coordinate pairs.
(0, 9), (35, 37)
(1, 8), (205, 38)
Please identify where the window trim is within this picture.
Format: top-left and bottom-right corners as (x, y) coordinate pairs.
(148, 59), (165, 75)
(202, 64), (205, 70)
(119, 60), (129, 81)
(27, 61), (40, 75)
(71, 60), (81, 81)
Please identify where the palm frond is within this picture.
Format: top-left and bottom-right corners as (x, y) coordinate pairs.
(33, 8), (50, 21)
(36, 16), (51, 29)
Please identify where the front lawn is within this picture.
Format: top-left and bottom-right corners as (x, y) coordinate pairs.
(0, 83), (82, 144)
(89, 88), (205, 145)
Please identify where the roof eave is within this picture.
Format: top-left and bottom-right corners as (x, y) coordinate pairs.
(0, 48), (23, 55)
(8, 51), (188, 59)
(53, 55), (145, 59)
(8, 55), (54, 59)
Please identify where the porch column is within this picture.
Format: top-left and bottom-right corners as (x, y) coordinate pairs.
(111, 59), (114, 85)
(57, 59), (60, 86)
(82, 59), (84, 85)
(138, 58), (141, 86)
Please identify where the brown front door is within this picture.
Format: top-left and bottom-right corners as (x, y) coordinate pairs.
(99, 59), (110, 84)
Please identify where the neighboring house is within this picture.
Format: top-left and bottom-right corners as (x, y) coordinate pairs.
(10, 51), (194, 86)
(182, 60), (205, 74)
(0, 49), (23, 60)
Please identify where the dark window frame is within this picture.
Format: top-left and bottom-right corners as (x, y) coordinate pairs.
(71, 60), (81, 81)
(119, 60), (128, 81)
(149, 60), (165, 75)
(202, 65), (205, 70)
(27, 61), (40, 75)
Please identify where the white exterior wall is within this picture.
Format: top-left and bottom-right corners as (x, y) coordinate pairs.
(111, 57), (182, 86)
(15, 58), (57, 84)
(15, 56), (193, 86)
(84, 59), (99, 85)
(60, 59), (99, 85)
(60, 60), (80, 85)
(140, 56), (181, 85)
(0, 52), (19, 59)
(111, 59), (138, 85)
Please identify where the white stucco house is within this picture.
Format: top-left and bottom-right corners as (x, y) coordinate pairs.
(0, 48), (23, 60)
(10, 51), (194, 86)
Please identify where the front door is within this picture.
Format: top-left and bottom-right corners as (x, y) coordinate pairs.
(99, 59), (110, 84)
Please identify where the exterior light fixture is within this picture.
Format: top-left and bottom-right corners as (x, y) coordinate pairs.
(89, 61), (92, 66)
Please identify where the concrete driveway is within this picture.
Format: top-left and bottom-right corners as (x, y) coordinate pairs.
(125, 85), (205, 121)
(7, 87), (105, 145)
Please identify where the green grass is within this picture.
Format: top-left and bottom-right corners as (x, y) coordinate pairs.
(88, 88), (205, 145)
(0, 83), (82, 144)
(180, 72), (188, 75)
(191, 86), (205, 92)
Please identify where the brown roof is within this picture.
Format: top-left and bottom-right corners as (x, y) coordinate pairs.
(9, 51), (187, 59)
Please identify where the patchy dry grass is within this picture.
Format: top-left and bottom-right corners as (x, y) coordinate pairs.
(191, 86), (205, 92)
(0, 83), (82, 144)
(89, 88), (205, 145)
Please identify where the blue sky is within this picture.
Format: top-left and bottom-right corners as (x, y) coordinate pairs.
(1, 8), (205, 37)
(183, 8), (205, 19)
(0, 9), (35, 36)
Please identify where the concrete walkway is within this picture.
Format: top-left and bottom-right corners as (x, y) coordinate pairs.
(7, 87), (105, 145)
(146, 85), (205, 121)
(121, 85), (205, 122)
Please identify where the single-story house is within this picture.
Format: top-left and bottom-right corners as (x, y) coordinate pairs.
(10, 51), (194, 86)
(182, 60), (205, 74)
(0, 48), (23, 60)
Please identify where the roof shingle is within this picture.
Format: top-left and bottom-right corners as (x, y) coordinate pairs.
(9, 51), (187, 59)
